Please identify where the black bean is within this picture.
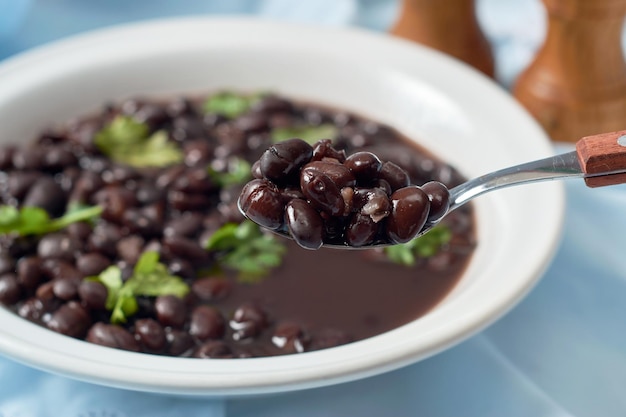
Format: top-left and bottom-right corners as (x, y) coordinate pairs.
(380, 161), (411, 191)
(251, 160), (262, 179)
(164, 213), (203, 238)
(238, 179), (285, 230)
(58, 166), (81, 192)
(343, 152), (382, 183)
(135, 182), (166, 205)
(311, 139), (346, 162)
(300, 166), (344, 216)
(86, 323), (140, 352)
(43, 147), (78, 171)
(52, 277), (81, 301)
(167, 190), (212, 212)
(356, 187), (391, 222)
(165, 328), (195, 356)
(192, 277), (232, 301)
(171, 116), (206, 141)
(116, 236), (145, 265)
(421, 181), (450, 224)
(93, 186), (138, 224)
(40, 259), (81, 281)
(183, 139), (213, 167)
(134, 103), (169, 127)
(37, 233), (80, 262)
(35, 280), (55, 301)
(190, 305), (225, 341)
(134, 318), (167, 351)
(16, 256), (43, 290)
(346, 212), (380, 247)
(0, 273), (21, 305)
(0, 145), (15, 170)
(161, 236), (209, 265)
(167, 258), (195, 279)
(259, 138), (313, 185)
(386, 186), (430, 244)
(47, 301), (91, 338)
(22, 176), (67, 217)
(69, 171), (104, 204)
(0, 255), (15, 275)
(101, 165), (139, 185)
(166, 97), (195, 118)
(88, 224), (124, 257)
(230, 303), (268, 341)
(172, 167), (215, 193)
(193, 341), (234, 359)
(252, 96), (293, 114)
(156, 165), (185, 189)
(12, 147), (44, 170)
(76, 252), (110, 277)
(66, 222), (93, 241)
(78, 280), (108, 310)
(6, 171), (42, 200)
(235, 114), (268, 133)
(271, 321), (309, 353)
(154, 294), (186, 328)
(285, 199), (324, 250)
(302, 160), (355, 188)
(18, 297), (52, 322)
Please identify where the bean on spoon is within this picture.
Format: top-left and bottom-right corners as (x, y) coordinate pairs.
(238, 131), (626, 250)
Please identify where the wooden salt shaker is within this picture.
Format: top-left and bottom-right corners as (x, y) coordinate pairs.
(390, 0), (495, 77)
(513, 0), (626, 143)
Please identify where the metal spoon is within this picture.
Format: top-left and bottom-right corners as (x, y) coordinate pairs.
(240, 130), (626, 249)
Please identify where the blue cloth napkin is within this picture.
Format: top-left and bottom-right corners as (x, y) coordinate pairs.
(2, 1), (626, 416)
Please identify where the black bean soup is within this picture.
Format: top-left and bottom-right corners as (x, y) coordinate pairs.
(0, 92), (476, 358)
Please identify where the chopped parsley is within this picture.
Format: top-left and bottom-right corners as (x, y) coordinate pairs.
(207, 157), (252, 188)
(205, 220), (286, 282)
(87, 251), (189, 324)
(384, 225), (452, 266)
(202, 91), (263, 119)
(270, 123), (338, 145)
(95, 116), (183, 167)
(0, 204), (102, 237)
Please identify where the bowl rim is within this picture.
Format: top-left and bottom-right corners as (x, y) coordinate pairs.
(0, 16), (565, 396)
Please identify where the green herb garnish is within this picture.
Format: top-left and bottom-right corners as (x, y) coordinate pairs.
(87, 251), (189, 324)
(202, 91), (262, 119)
(207, 157), (252, 187)
(0, 204), (102, 237)
(271, 124), (338, 145)
(384, 225), (452, 267)
(205, 220), (286, 282)
(95, 116), (183, 167)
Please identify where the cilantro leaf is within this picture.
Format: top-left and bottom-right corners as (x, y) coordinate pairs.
(384, 225), (452, 266)
(207, 157), (252, 188)
(202, 91), (262, 119)
(95, 116), (183, 167)
(86, 251), (189, 324)
(205, 220), (286, 282)
(0, 204), (102, 237)
(271, 124), (338, 145)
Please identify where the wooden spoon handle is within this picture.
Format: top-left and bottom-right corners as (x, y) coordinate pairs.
(576, 130), (626, 187)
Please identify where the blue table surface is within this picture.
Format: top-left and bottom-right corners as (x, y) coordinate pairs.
(2, 1), (626, 416)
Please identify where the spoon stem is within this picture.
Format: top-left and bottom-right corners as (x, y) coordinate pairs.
(448, 129), (626, 213)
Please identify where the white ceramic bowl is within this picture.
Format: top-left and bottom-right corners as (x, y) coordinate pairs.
(0, 17), (564, 396)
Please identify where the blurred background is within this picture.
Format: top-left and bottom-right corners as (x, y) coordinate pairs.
(0, 0), (547, 88)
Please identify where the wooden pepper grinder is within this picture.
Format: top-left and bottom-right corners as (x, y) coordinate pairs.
(513, 0), (626, 143)
(390, 0), (495, 77)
